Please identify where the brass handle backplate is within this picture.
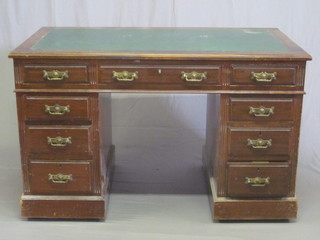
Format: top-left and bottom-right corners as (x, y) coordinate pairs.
(249, 106), (274, 117)
(47, 136), (72, 147)
(245, 177), (270, 187)
(43, 70), (69, 81)
(45, 104), (70, 115)
(181, 71), (207, 82)
(247, 138), (272, 149)
(48, 173), (72, 184)
(251, 71), (277, 82)
(112, 71), (138, 81)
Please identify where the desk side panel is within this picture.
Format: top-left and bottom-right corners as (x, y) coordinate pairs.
(205, 94), (227, 197)
(98, 93), (114, 196)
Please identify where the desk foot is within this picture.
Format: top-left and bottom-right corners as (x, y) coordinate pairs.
(20, 195), (106, 219)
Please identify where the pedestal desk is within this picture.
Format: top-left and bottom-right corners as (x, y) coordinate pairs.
(9, 27), (311, 220)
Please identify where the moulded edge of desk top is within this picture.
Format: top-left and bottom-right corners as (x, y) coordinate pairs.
(13, 89), (306, 95)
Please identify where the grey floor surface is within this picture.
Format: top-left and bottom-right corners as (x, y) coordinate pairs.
(1, 146), (320, 240)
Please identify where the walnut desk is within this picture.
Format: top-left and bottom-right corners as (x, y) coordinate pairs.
(9, 27), (311, 220)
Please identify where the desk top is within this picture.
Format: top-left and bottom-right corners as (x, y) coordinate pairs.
(9, 27), (311, 60)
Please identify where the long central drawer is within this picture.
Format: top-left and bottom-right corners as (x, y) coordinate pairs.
(98, 64), (221, 86)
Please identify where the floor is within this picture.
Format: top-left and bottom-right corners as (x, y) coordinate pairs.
(1, 145), (320, 240)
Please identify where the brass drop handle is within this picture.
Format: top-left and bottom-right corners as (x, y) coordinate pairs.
(43, 70), (69, 81)
(249, 106), (274, 117)
(47, 136), (72, 147)
(245, 177), (270, 187)
(251, 71), (277, 82)
(48, 173), (72, 184)
(45, 104), (70, 115)
(247, 138), (272, 149)
(112, 71), (138, 81)
(181, 71), (207, 82)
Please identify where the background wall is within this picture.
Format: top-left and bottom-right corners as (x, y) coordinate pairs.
(0, 1), (320, 239)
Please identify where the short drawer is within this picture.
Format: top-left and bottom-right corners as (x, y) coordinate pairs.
(98, 65), (220, 85)
(25, 126), (93, 160)
(23, 95), (91, 123)
(227, 162), (291, 198)
(228, 127), (291, 161)
(20, 62), (89, 85)
(230, 64), (296, 85)
(229, 95), (294, 122)
(28, 161), (93, 195)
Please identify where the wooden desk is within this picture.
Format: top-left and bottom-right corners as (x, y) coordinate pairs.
(9, 27), (311, 220)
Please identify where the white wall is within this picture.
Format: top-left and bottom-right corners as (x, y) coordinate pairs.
(0, 0), (319, 174)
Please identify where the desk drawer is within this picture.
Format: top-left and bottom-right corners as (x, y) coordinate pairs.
(229, 95), (294, 122)
(23, 95), (91, 124)
(20, 61), (89, 85)
(227, 162), (291, 198)
(25, 126), (93, 160)
(228, 127), (291, 161)
(230, 64), (296, 86)
(99, 65), (220, 86)
(28, 161), (92, 195)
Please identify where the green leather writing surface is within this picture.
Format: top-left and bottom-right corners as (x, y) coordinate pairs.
(32, 28), (289, 52)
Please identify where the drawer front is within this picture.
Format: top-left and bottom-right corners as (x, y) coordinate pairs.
(227, 163), (291, 198)
(228, 127), (291, 161)
(231, 65), (296, 85)
(21, 63), (89, 85)
(23, 95), (91, 123)
(229, 96), (294, 122)
(25, 126), (93, 160)
(99, 65), (220, 86)
(28, 161), (92, 195)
